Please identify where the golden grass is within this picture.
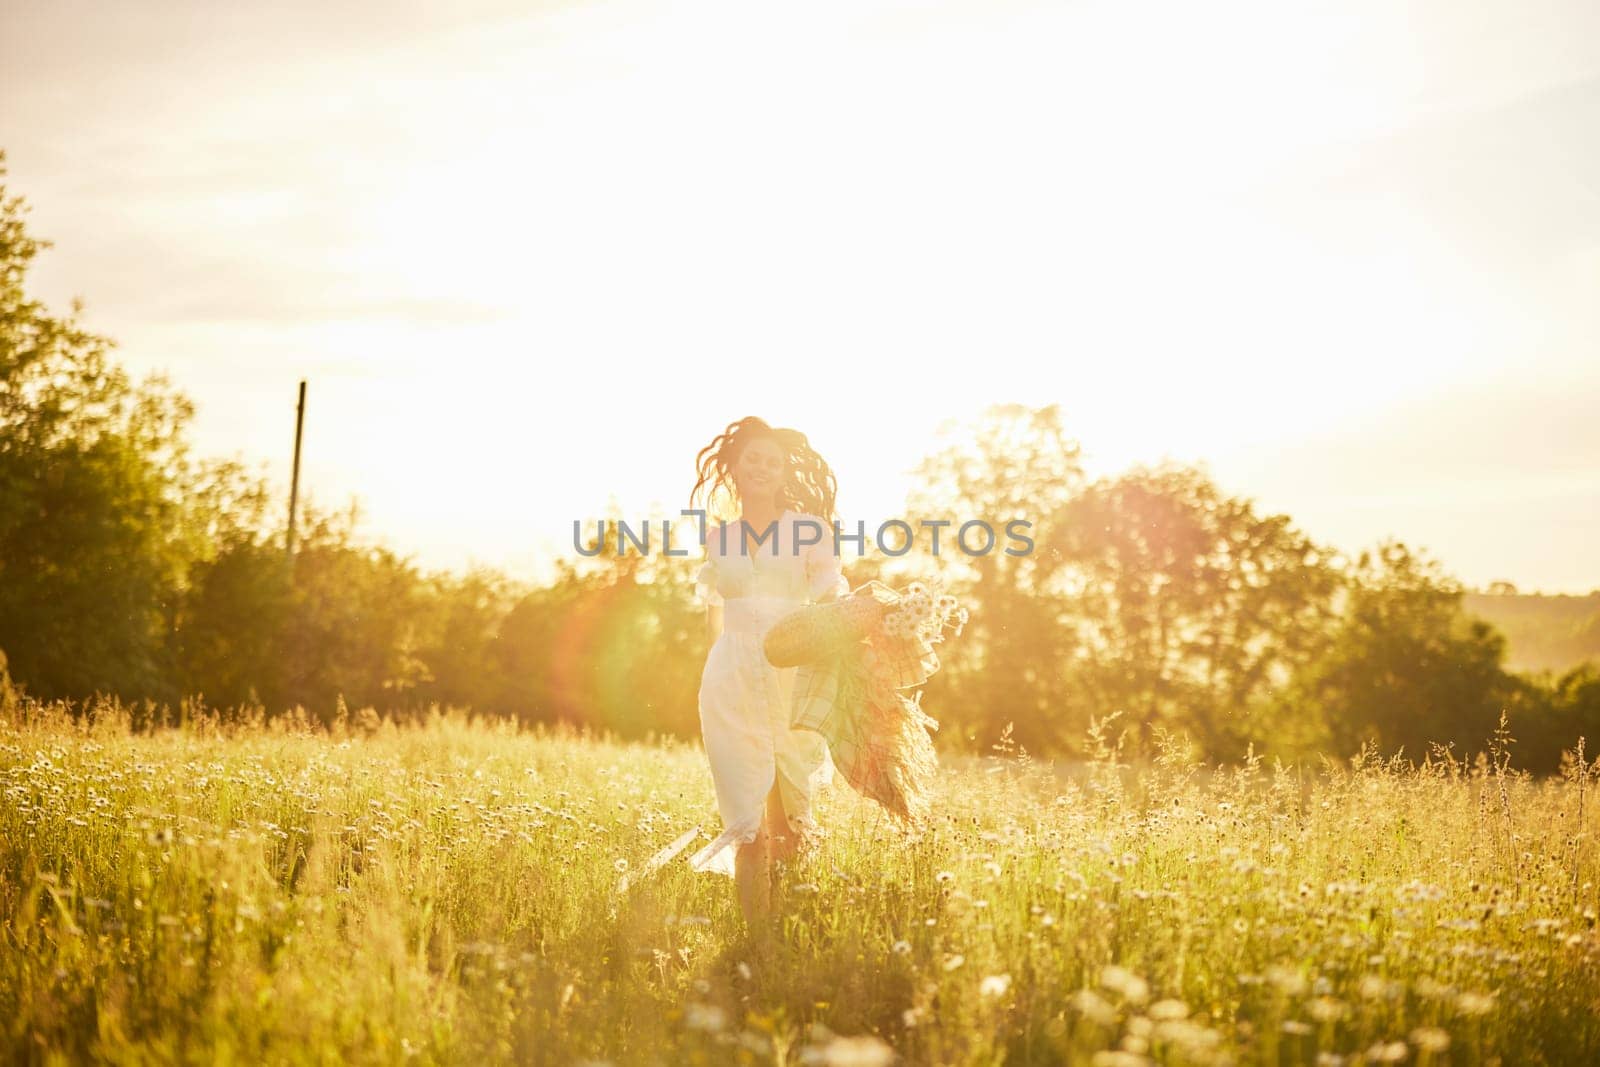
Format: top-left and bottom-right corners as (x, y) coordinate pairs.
(2, 702), (1597, 1065)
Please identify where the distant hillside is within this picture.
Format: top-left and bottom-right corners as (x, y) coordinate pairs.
(1465, 590), (1600, 674)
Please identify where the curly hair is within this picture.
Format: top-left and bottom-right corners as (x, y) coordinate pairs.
(690, 416), (839, 524)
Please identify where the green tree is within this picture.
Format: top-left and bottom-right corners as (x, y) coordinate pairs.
(1534, 663), (1600, 772)
(173, 525), (290, 712)
(0, 154), (214, 701)
(276, 506), (433, 715)
(410, 566), (520, 715)
(1044, 464), (1341, 758)
(906, 403), (1086, 753)
(1285, 541), (1529, 762)
(176, 500), (435, 719)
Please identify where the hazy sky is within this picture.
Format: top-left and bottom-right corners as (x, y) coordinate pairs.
(2, 0), (1597, 592)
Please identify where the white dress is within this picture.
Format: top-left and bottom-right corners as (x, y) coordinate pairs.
(688, 510), (847, 877)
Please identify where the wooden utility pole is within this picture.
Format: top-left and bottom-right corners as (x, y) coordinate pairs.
(286, 379), (306, 557)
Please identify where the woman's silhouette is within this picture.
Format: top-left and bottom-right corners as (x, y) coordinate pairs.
(688, 417), (846, 924)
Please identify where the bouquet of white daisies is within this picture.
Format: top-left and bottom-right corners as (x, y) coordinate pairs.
(764, 579), (967, 826)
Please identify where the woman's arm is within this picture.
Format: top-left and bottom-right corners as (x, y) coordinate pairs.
(706, 601), (723, 644)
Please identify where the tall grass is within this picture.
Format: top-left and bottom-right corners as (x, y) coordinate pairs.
(2, 699), (1597, 1065)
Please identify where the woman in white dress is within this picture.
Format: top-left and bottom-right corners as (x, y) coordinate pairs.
(687, 417), (847, 924)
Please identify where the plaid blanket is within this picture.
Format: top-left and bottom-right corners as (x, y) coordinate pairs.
(769, 582), (946, 827)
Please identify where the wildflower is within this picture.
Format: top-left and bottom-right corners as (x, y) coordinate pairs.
(1456, 991), (1496, 1016)
(892, 940), (911, 956)
(980, 974), (1011, 998)
(800, 1034), (895, 1067)
(1266, 965), (1307, 997)
(685, 1003), (726, 1032)
(1100, 966), (1150, 1004)
(1153, 1020), (1220, 1051)
(1089, 1052), (1151, 1067)
(1309, 997), (1349, 1023)
(1148, 999), (1188, 1021)
(1071, 989), (1118, 1027)
(1367, 1041), (1408, 1063)
(942, 954), (965, 972)
(1359, 976), (1398, 1001)
(1410, 1028), (1450, 1053)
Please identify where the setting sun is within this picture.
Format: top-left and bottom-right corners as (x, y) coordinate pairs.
(3, 0), (1596, 590)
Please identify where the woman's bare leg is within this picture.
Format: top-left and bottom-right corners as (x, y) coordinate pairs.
(764, 781), (796, 864)
(763, 785), (789, 910)
(734, 828), (770, 925)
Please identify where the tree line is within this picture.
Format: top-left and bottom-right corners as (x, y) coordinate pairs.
(2, 158), (1595, 769)
(901, 406), (1598, 771)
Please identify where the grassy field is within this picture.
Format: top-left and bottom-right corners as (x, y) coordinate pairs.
(2, 701), (1598, 1066)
